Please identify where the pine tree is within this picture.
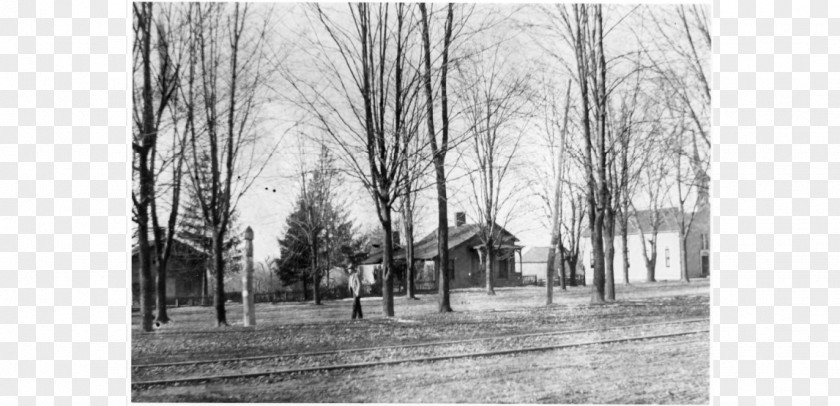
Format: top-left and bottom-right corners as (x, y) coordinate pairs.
(274, 205), (313, 297)
(274, 148), (362, 301)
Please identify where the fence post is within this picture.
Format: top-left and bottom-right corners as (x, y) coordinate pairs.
(242, 226), (256, 327)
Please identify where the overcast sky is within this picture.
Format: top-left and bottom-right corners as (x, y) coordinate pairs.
(150, 3), (709, 264)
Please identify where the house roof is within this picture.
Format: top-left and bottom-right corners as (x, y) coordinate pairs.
(131, 238), (208, 263)
(521, 246), (550, 263)
(362, 223), (519, 265)
(580, 207), (686, 238)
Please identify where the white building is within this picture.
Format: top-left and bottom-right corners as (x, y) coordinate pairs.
(580, 207), (710, 283)
(518, 246), (560, 278)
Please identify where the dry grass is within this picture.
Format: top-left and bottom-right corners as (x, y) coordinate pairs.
(132, 279), (709, 403)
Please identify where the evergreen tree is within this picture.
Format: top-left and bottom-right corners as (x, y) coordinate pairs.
(274, 203), (313, 297)
(274, 147), (363, 301)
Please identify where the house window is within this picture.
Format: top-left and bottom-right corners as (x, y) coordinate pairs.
(701, 233), (708, 250)
(589, 250), (594, 268)
(665, 248), (671, 267)
(448, 259), (455, 281)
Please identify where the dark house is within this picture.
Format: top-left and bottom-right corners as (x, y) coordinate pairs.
(361, 213), (523, 289)
(131, 238), (207, 302)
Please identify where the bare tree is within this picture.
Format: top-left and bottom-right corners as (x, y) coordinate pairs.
(147, 5), (195, 326)
(632, 143), (671, 283)
(602, 60), (649, 300)
(456, 39), (531, 296)
(524, 74), (579, 291)
(543, 81), (571, 303)
(185, 3), (276, 326)
(667, 118), (707, 283)
(611, 83), (660, 287)
(561, 186), (587, 286)
(419, 2), (456, 311)
(284, 4), (426, 317)
(398, 102), (429, 300)
(644, 5), (710, 206)
(395, 7), (429, 300)
(132, 2), (181, 331)
(559, 5), (610, 304)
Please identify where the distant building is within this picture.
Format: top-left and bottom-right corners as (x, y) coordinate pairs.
(131, 239), (207, 301)
(519, 246), (561, 279)
(361, 212), (524, 289)
(517, 246), (587, 285)
(579, 206), (710, 282)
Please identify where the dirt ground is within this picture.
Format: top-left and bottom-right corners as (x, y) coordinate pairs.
(135, 332), (708, 403)
(132, 279), (710, 403)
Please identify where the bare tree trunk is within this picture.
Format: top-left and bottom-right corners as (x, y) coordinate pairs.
(621, 211), (631, 285)
(647, 256), (656, 282)
(435, 179), (451, 311)
(565, 4), (607, 304)
(680, 228), (690, 283)
(568, 255), (580, 286)
(202, 266), (208, 300)
(134, 2), (156, 332)
(212, 230), (227, 326)
(558, 247), (566, 290)
(311, 239), (321, 305)
(590, 206), (606, 303)
(380, 207), (395, 316)
(485, 243), (495, 295)
(154, 250), (168, 323)
(544, 245), (556, 304)
(639, 230), (657, 283)
(545, 82), (571, 305)
(152, 127), (186, 325)
(567, 252), (577, 287)
(621, 234), (630, 285)
(419, 2), (453, 313)
(403, 198), (416, 299)
(603, 210), (616, 301)
(136, 153), (155, 332)
(592, 5), (609, 304)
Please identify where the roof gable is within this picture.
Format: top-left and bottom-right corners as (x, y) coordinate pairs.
(131, 238), (208, 262)
(362, 223), (519, 264)
(580, 207), (688, 238)
(520, 246), (563, 266)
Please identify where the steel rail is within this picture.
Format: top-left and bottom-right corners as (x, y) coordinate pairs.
(132, 329), (709, 388)
(132, 317), (708, 369)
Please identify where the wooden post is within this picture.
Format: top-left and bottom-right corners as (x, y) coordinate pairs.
(242, 226), (256, 327)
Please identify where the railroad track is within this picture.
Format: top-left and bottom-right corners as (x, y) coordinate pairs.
(132, 318), (708, 388)
(133, 317), (707, 369)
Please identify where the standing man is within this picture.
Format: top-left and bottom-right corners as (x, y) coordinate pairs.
(349, 268), (363, 319)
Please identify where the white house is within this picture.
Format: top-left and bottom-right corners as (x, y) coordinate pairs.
(579, 206), (710, 283)
(518, 246), (560, 279)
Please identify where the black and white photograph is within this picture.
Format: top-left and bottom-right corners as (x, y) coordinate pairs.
(130, 2), (710, 403)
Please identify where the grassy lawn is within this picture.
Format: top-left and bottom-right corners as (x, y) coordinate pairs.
(132, 279), (709, 403)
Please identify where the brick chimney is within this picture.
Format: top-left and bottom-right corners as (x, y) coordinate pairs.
(455, 212), (467, 227)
